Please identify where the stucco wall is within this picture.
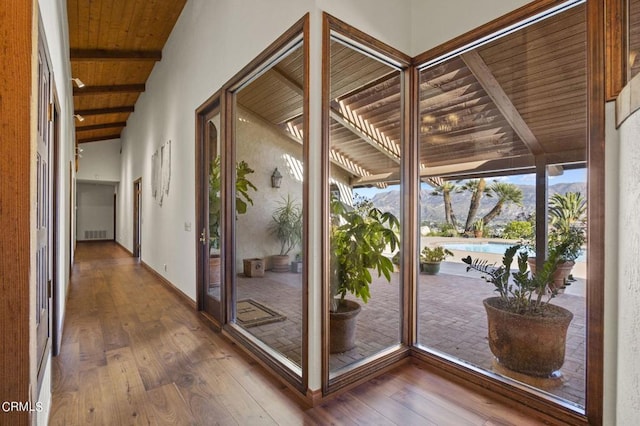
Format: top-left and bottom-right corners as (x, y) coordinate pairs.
(235, 107), (304, 271)
(616, 96), (640, 424)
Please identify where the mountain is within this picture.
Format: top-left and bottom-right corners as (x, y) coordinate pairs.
(366, 182), (587, 226)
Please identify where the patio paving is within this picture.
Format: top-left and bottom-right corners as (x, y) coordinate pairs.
(224, 259), (586, 409)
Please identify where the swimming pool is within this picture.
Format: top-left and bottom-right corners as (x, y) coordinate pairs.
(441, 241), (586, 262)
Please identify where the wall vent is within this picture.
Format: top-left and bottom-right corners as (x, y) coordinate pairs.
(83, 230), (107, 240)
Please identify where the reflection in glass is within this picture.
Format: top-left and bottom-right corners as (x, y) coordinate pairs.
(416, 3), (587, 408)
(232, 43), (304, 369)
(328, 37), (403, 374)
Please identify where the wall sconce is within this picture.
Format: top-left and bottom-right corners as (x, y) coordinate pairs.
(271, 168), (283, 188)
(71, 77), (85, 88)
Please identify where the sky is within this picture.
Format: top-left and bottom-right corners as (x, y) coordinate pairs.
(354, 168), (587, 198)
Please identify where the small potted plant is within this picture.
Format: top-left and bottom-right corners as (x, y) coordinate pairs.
(420, 246), (453, 275)
(329, 198), (399, 353)
(463, 245), (573, 377)
(268, 194), (302, 272)
(473, 219), (485, 238)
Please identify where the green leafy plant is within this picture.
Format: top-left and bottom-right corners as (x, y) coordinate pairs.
(269, 194), (302, 256)
(330, 199), (399, 311)
(548, 225), (585, 262)
(420, 246), (453, 263)
(462, 244), (563, 315)
(502, 220), (534, 240)
(209, 156), (257, 249)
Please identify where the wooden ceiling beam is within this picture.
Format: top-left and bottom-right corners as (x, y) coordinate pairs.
(77, 134), (122, 144)
(75, 106), (135, 116)
(73, 84), (145, 96)
(70, 49), (162, 61)
(461, 51), (545, 156)
(330, 106), (400, 163)
(76, 122), (127, 132)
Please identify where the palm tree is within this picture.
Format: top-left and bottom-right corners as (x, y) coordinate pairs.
(431, 181), (460, 228)
(481, 182), (524, 225)
(549, 191), (586, 232)
(461, 178), (489, 233)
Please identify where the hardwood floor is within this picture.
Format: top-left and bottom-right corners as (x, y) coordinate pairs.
(50, 242), (559, 425)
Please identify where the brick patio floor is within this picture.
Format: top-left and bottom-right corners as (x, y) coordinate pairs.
(227, 261), (586, 409)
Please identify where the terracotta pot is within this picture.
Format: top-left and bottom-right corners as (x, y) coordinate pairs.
(528, 258), (575, 292)
(483, 297), (573, 377)
(209, 255), (221, 287)
(329, 300), (361, 353)
(420, 262), (441, 275)
(474, 230), (483, 238)
(271, 254), (290, 272)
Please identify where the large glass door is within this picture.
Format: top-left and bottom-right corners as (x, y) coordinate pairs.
(198, 97), (223, 323)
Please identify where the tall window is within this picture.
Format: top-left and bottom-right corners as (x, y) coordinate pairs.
(416, 1), (588, 410)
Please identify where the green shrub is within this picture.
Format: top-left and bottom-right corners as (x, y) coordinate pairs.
(502, 221), (534, 240)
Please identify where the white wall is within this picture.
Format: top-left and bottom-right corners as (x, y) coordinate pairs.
(410, 0), (530, 55)
(76, 139), (122, 182)
(76, 183), (116, 241)
(38, 0), (75, 423)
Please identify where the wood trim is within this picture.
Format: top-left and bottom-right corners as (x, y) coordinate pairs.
(321, 12), (332, 396)
(301, 13), (310, 395)
(52, 87), (62, 357)
(76, 122), (126, 132)
(73, 84), (145, 95)
(586, 0), (606, 423)
(140, 261), (197, 310)
(605, 0), (626, 100)
(75, 106), (135, 116)
(70, 48), (162, 61)
(0, 0), (33, 423)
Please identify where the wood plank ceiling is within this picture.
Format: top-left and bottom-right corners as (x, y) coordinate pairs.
(67, 0), (187, 144)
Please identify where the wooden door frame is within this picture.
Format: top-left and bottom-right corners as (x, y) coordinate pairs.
(195, 91), (222, 323)
(133, 178), (142, 258)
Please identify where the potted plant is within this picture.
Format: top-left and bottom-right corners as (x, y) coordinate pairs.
(462, 244), (573, 377)
(473, 219), (485, 238)
(209, 156), (257, 285)
(420, 246), (453, 275)
(268, 194), (302, 272)
(528, 225), (585, 292)
(329, 199), (399, 353)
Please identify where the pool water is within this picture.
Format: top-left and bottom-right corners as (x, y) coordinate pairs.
(441, 241), (586, 262)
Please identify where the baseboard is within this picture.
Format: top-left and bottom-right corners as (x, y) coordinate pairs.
(115, 240), (133, 256)
(140, 261), (196, 310)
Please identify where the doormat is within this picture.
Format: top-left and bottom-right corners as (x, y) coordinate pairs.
(236, 299), (286, 328)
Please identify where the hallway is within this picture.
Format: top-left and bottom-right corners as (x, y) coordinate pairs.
(49, 242), (555, 425)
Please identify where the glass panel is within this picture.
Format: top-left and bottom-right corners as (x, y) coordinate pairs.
(233, 42), (305, 369)
(416, 3), (587, 409)
(328, 37), (403, 374)
(207, 118), (222, 302)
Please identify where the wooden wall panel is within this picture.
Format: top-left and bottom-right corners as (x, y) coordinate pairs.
(0, 1), (35, 425)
